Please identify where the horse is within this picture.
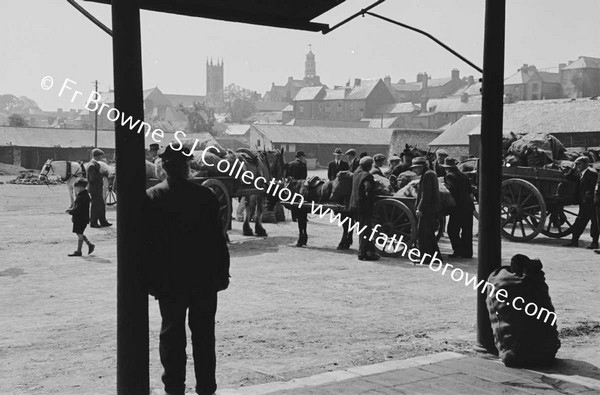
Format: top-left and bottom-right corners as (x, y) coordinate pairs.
(400, 144), (436, 167)
(39, 159), (115, 210)
(274, 171), (354, 248)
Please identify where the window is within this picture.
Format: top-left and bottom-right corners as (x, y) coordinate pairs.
(257, 139), (261, 147)
(337, 103), (342, 112)
(299, 104), (304, 112)
(288, 143), (296, 152)
(319, 103), (324, 111)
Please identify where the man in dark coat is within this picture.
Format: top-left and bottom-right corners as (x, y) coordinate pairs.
(412, 157), (441, 258)
(146, 143), (160, 163)
(443, 158), (474, 258)
(328, 147), (350, 181)
(350, 156), (379, 261)
(431, 149), (448, 177)
(144, 145), (230, 395)
(286, 151), (307, 223)
(370, 154), (386, 177)
(346, 149), (360, 173)
(564, 156), (599, 248)
(88, 148), (111, 228)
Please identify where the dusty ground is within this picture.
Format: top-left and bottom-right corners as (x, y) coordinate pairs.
(0, 174), (599, 394)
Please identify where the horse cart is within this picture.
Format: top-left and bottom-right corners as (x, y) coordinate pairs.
(460, 158), (580, 242)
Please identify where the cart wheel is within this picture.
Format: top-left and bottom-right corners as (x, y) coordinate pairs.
(472, 193), (479, 220)
(540, 204), (580, 238)
(202, 179), (231, 236)
(106, 187), (117, 206)
(372, 198), (417, 256)
(501, 179), (546, 241)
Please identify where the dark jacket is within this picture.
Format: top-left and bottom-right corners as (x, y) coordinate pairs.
(349, 158), (360, 173)
(87, 159), (104, 195)
(350, 169), (375, 214)
(417, 169), (441, 214)
(370, 165), (384, 177)
(328, 160), (350, 181)
(444, 168), (475, 211)
(567, 167), (598, 205)
(144, 178), (230, 298)
(431, 160), (447, 178)
(286, 159), (307, 180)
(69, 189), (91, 225)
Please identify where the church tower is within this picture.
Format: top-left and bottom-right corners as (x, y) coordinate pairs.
(206, 58), (224, 101)
(303, 45), (321, 86)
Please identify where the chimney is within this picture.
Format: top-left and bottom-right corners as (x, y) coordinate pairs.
(399, 78), (406, 84)
(354, 78), (361, 86)
(345, 86), (352, 96)
(568, 60), (574, 65)
(451, 68), (460, 80)
(420, 96), (428, 113)
(461, 93), (469, 103)
(57, 108), (63, 114)
(384, 75), (391, 86)
(521, 63), (529, 71)
(422, 72), (429, 90)
(468, 75), (475, 85)
(559, 63), (566, 70)
(288, 76), (293, 82)
(416, 73), (424, 82)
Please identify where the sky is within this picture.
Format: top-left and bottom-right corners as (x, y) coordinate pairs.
(1, 0), (599, 111)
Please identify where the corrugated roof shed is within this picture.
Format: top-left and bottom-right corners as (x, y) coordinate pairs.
(470, 98), (600, 135)
(375, 102), (420, 114)
(252, 124), (396, 145)
(429, 115), (481, 146)
(293, 86), (325, 101)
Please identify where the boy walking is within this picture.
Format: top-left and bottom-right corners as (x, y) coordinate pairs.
(67, 178), (95, 257)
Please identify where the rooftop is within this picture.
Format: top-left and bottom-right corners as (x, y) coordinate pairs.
(429, 114), (482, 146)
(252, 124), (396, 145)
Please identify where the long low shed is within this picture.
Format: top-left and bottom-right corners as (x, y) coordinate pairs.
(251, 124), (441, 167)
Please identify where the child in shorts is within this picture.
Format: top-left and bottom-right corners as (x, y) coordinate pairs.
(67, 178), (95, 256)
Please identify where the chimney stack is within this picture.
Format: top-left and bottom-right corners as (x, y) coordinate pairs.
(559, 63), (567, 70)
(416, 73), (424, 82)
(399, 78), (406, 84)
(422, 72), (429, 90)
(461, 93), (469, 103)
(354, 78), (361, 87)
(467, 75), (475, 85)
(451, 68), (460, 80)
(384, 75), (391, 86)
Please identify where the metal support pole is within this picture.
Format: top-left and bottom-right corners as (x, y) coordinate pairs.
(94, 80), (98, 147)
(476, 0), (505, 353)
(111, 0), (149, 393)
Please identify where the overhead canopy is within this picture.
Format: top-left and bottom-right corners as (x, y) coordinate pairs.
(84, 0), (345, 31)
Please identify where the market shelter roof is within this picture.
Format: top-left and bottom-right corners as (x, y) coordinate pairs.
(84, 0), (345, 32)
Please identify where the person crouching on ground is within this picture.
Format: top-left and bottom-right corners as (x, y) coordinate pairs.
(144, 145), (230, 395)
(350, 156), (380, 261)
(67, 178), (95, 257)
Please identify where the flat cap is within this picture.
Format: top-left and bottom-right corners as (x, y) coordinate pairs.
(333, 148), (343, 155)
(92, 148), (104, 157)
(158, 144), (190, 161)
(295, 151), (306, 158)
(149, 143), (159, 150)
(359, 156), (373, 166)
(373, 153), (386, 161)
(345, 149), (356, 156)
(574, 156), (590, 165)
(442, 157), (459, 168)
(389, 155), (401, 162)
(436, 149), (448, 156)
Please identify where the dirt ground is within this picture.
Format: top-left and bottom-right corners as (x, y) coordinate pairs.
(0, 174), (599, 394)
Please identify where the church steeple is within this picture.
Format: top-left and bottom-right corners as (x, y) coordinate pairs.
(305, 44), (316, 80)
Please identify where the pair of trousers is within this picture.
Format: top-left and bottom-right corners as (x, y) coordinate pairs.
(571, 202), (599, 242)
(417, 212), (440, 257)
(158, 293), (218, 395)
(447, 208), (473, 257)
(89, 190), (107, 225)
(355, 210), (375, 257)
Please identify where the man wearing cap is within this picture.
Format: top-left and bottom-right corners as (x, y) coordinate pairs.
(144, 144), (230, 395)
(328, 148), (350, 181)
(350, 156), (380, 261)
(370, 154), (386, 177)
(345, 149), (360, 173)
(412, 157), (441, 258)
(88, 148), (111, 228)
(564, 156), (599, 248)
(147, 143), (160, 163)
(431, 149), (448, 178)
(443, 158), (474, 258)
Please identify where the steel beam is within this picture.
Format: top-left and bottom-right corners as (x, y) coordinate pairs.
(476, 0), (506, 353)
(111, 0), (149, 393)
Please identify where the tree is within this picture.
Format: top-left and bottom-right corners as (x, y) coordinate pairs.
(178, 102), (216, 135)
(8, 114), (27, 127)
(223, 83), (257, 123)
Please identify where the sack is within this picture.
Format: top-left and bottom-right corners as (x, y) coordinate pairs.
(486, 255), (560, 367)
(438, 178), (456, 209)
(526, 148), (552, 167)
(373, 174), (393, 196)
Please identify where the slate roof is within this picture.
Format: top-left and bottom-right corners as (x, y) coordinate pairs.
(392, 82), (422, 92)
(375, 102), (420, 114)
(282, 104), (293, 112)
(345, 79), (381, 100)
(504, 71), (528, 85)
(536, 71), (561, 84)
(429, 115), (482, 146)
(164, 94), (206, 107)
(322, 88), (347, 101)
(563, 56), (600, 70)
(0, 126), (116, 148)
(453, 82), (482, 97)
(225, 124), (253, 136)
(425, 77), (453, 88)
(252, 124), (396, 145)
(293, 86), (325, 101)
(286, 119), (369, 128)
(289, 79), (309, 88)
(254, 101), (289, 112)
(425, 96), (482, 113)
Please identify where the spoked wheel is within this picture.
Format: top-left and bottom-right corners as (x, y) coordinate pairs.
(501, 179), (546, 242)
(372, 198), (417, 256)
(540, 204), (580, 238)
(202, 179), (231, 236)
(106, 185), (117, 206)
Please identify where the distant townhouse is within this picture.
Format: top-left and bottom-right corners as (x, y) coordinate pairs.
(560, 56), (600, 98)
(504, 64), (563, 101)
(386, 69), (469, 104)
